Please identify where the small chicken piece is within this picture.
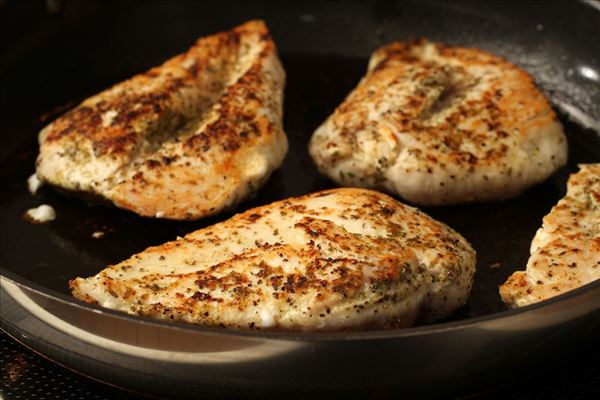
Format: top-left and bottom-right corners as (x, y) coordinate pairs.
(70, 188), (476, 331)
(36, 20), (287, 220)
(500, 164), (600, 308)
(309, 39), (567, 206)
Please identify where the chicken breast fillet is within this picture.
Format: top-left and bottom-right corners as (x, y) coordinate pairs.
(309, 39), (567, 206)
(36, 20), (287, 220)
(500, 164), (600, 308)
(70, 188), (476, 331)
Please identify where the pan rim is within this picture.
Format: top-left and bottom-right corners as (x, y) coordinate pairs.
(2, 267), (599, 342)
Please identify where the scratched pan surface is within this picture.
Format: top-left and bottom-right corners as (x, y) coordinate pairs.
(1, 1), (599, 398)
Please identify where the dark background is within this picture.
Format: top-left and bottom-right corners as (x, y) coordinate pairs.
(1, 328), (598, 399)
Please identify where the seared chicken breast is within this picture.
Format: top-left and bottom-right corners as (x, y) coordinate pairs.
(36, 20), (287, 220)
(500, 164), (600, 308)
(309, 39), (567, 206)
(70, 188), (476, 331)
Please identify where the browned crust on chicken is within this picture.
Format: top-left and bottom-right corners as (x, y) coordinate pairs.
(36, 20), (287, 220)
(70, 188), (476, 331)
(309, 39), (567, 205)
(500, 164), (600, 307)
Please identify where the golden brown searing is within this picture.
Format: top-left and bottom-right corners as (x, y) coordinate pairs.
(70, 188), (476, 331)
(309, 39), (567, 206)
(500, 164), (600, 307)
(36, 20), (287, 220)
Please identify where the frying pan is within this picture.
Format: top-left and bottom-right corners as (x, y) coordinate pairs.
(1, 1), (599, 398)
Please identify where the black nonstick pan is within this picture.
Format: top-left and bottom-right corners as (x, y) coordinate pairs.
(1, 1), (599, 398)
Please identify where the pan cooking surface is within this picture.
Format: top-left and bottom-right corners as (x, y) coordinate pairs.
(2, 60), (598, 324)
(1, 1), (599, 327)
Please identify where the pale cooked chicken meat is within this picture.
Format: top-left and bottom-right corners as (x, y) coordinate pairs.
(70, 188), (476, 331)
(500, 164), (600, 308)
(36, 20), (287, 220)
(309, 39), (567, 206)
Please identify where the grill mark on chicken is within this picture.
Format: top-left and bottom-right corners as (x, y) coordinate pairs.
(500, 164), (600, 307)
(70, 188), (476, 331)
(36, 20), (287, 220)
(309, 38), (567, 206)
